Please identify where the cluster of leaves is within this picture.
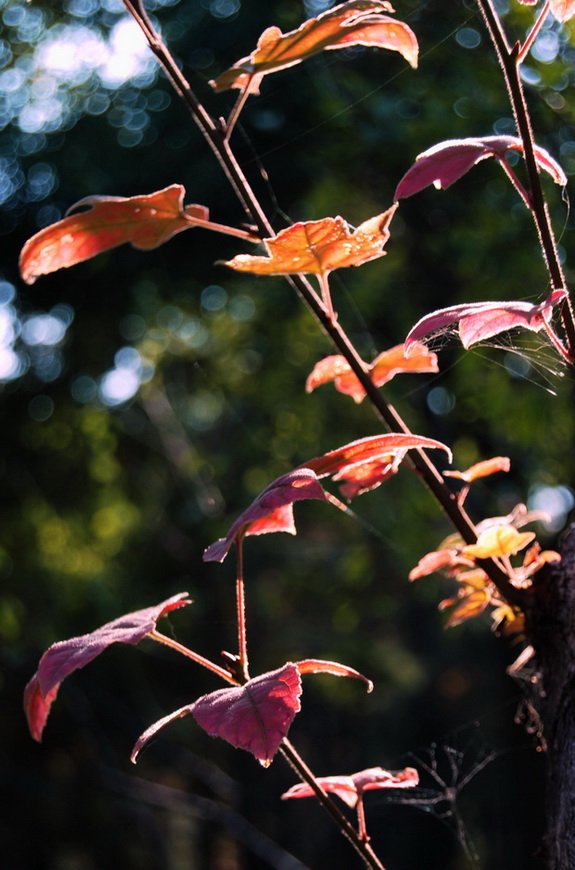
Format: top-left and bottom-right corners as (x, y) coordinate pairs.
(18, 0), (575, 864)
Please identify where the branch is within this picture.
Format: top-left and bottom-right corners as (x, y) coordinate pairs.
(122, 3), (525, 613)
(475, 0), (575, 361)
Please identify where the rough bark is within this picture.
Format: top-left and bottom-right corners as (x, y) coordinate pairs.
(527, 522), (575, 870)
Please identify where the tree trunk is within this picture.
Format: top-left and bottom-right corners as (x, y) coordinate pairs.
(528, 522), (575, 870)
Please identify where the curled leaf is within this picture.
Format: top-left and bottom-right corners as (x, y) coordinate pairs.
(306, 342), (438, 403)
(296, 658), (373, 692)
(303, 433), (452, 479)
(404, 289), (568, 355)
(224, 208), (397, 278)
(24, 593), (192, 741)
(20, 185), (210, 284)
(203, 469), (327, 562)
(445, 456), (510, 483)
(394, 135), (567, 200)
(210, 0), (418, 94)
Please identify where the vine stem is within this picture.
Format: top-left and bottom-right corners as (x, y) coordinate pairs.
(279, 738), (387, 870)
(148, 629), (239, 684)
(475, 0), (575, 360)
(122, 0), (524, 610)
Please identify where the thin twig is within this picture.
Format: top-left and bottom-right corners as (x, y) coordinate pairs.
(148, 629), (238, 684)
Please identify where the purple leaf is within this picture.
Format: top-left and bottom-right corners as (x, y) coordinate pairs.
(133, 663), (302, 767)
(192, 663), (302, 766)
(203, 469), (327, 562)
(404, 290), (568, 354)
(394, 135), (567, 199)
(25, 593), (192, 741)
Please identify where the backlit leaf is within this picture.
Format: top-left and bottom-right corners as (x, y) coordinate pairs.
(303, 433), (452, 478)
(282, 765), (419, 808)
(203, 469), (327, 562)
(394, 136), (567, 200)
(404, 290), (568, 353)
(210, 0), (418, 94)
(550, 0), (575, 22)
(20, 185), (210, 284)
(296, 658), (373, 692)
(24, 593), (192, 741)
(462, 524), (536, 559)
(333, 455), (402, 499)
(306, 342), (438, 402)
(444, 456), (510, 483)
(192, 663), (302, 767)
(441, 590), (491, 628)
(408, 548), (465, 580)
(224, 208), (396, 277)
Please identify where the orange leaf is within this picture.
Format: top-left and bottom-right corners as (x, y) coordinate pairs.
(550, 0), (575, 21)
(444, 456), (510, 483)
(306, 342), (438, 403)
(409, 548), (461, 580)
(441, 589), (490, 628)
(20, 185), (209, 284)
(210, 0), (418, 94)
(462, 524), (536, 560)
(453, 568), (491, 590)
(224, 208), (397, 278)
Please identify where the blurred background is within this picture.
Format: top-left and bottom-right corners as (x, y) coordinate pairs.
(2, 0), (575, 867)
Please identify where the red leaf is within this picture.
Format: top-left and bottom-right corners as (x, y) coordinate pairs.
(334, 456), (400, 499)
(305, 342), (438, 403)
(192, 663), (302, 766)
(20, 185), (209, 284)
(203, 469), (327, 562)
(283, 775), (359, 807)
(394, 136), (567, 200)
(352, 765), (419, 792)
(224, 208), (396, 277)
(303, 433), (452, 479)
(23, 678), (60, 743)
(24, 593), (191, 741)
(282, 765), (419, 808)
(404, 289), (568, 353)
(296, 658), (374, 692)
(210, 1), (418, 94)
